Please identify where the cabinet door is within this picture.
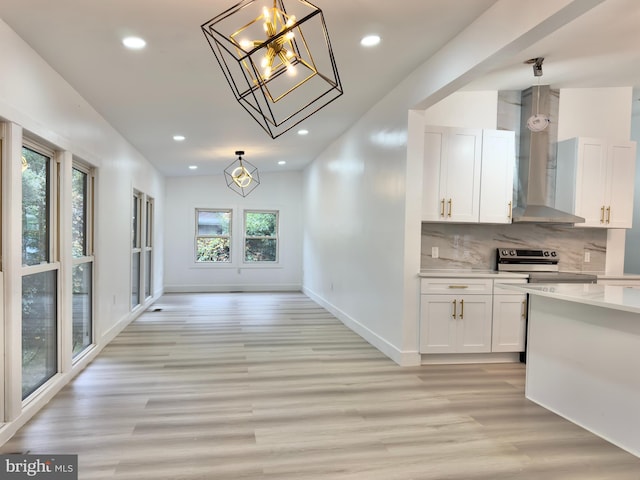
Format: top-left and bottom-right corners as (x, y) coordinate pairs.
(422, 127), (447, 221)
(443, 129), (482, 222)
(455, 295), (492, 353)
(605, 141), (636, 228)
(575, 138), (608, 227)
(492, 294), (527, 352)
(419, 295), (457, 353)
(479, 130), (515, 223)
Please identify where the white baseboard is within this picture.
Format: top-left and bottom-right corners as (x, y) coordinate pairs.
(303, 287), (421, 367)
(164, 284), (302, 293)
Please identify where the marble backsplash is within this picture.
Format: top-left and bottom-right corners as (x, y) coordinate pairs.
(421, 223), (607, 273)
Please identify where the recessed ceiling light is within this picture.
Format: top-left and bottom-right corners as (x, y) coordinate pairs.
(278, 160), (286, 165)
(122, 36), (146, 50)
(173, 135), (186, 141)
(188, 165), (198, 170)
(297, 129), (309, 135)
(360, 35), (381, 47)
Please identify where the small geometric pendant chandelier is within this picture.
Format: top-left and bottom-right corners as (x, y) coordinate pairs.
(224, 151), (260, 197)
(201, 0), (343, 139)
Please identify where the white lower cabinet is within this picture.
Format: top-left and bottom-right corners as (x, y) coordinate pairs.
(419, 278), (493, 354)
(420, 294), (492, 353)
(492, 287), (527, 352)
(419, 277), (527, 356)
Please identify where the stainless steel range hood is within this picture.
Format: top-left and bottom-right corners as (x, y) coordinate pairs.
(511, 85), (585, 224)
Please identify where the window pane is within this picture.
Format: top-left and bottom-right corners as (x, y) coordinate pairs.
(72, 263), (92, 357)
(145, 250), (152, 298)
(72, 168), (88, 258)
(22, 270), (57, 399)
(196, 238), (230, 262)
(198, 210), (230, 236)
(245, 212), (276, 236)
(245, 238), (277, 261)
(132, 252), (141, 307)
(22, 146), (50, 266)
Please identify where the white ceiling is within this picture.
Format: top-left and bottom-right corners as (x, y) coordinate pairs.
(0, 0), (639, 176)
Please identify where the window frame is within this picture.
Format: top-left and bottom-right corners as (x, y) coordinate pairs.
(71, 160), (95, 360)
(131, 190), (143, 310)
(194, 208), (233, 264)
(243, 209), (279, 264)
(144, 196), (154, 299)
(20, 138), (61, 401)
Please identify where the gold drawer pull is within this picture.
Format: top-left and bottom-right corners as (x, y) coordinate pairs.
(606, 206), (611, 224)
(508, 200), (512, 219)
(601, 205), (605, 223)
(440, 199), (445, 217)
(448, 285), (469, 289)
(452, 300), (457, 319)
(521, 300), (527, 319)
(447, 198), (452, 217)
(459, 299), (464, 319)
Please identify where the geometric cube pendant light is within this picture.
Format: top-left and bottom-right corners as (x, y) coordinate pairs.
(201, 0), (343, 138)
(224, 151), (260, 197)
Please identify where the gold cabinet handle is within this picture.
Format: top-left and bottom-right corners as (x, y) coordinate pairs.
(601, 205), (605, 223)
(521, 300), (527, 319)
(447, 198), (452, 217)
(508, 201), (512, 219)
(440, 199), (445, 217)
(459, 299), (464, 319)
(606, 206), (611, 224)
(452, 299), (457, 319)
(448, 285), (469, 289)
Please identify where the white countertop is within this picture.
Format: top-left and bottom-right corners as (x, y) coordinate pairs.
(597, 274), (640, 281)
(496, 283), (640, 314)
(419, 269), (528, 279)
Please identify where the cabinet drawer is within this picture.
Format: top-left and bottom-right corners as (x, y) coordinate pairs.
(421, 278), (493, 295)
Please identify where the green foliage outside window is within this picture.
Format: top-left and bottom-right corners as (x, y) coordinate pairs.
(245, 211), (277, 262)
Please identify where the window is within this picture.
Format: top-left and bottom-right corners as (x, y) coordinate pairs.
(131, 191), (142, 309)
(71, 163), (94, 358)
(244, 210), (278, 262)
(196, 209), (232, 262)
(21, 143), (59, 399)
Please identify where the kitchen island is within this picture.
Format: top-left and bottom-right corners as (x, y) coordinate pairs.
(497, 283), (640, 457)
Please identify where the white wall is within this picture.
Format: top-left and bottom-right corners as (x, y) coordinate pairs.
(0, 18), (164, 443)
(163, 171), (303, 292)
(423, 91), (498, 129)
(303, 108), (415, 364)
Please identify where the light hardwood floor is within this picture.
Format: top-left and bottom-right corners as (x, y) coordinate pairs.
(2, 292), (640, 479)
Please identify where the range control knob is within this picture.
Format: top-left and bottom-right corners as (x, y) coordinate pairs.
(550, 251), (557, 257)
(509, 250), (516, 256)
(543, 251), (550, 256)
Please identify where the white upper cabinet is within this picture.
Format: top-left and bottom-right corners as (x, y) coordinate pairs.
(479, 130), (515, 223)
(422, 126), (515, 224)
(556, 137), (637, 228)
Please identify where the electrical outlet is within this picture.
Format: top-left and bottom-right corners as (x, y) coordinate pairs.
(432, 247), (439, 259)
(584, 251), (591, 263)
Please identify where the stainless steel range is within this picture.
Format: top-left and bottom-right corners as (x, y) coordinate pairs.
(497, 248), (597, 284)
